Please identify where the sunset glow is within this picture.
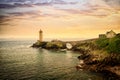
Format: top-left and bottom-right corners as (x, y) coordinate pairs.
(0, 0), (120, 40)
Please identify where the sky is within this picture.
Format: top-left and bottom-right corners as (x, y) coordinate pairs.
(0, 0), (120, 40)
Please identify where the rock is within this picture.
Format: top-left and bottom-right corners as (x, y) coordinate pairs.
(76, 65), (83, 70)
(77, 53), (120, 80)
(79, 60), (84, 65)
(77, 53), (91, 60)
(31, 41), (47, 48)
(45, 41), (66, 49)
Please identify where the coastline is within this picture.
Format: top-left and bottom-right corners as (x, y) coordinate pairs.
(32, 37), (120, 80)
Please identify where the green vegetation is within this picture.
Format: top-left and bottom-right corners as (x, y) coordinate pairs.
(96, 34), (120, 54)
(96, 38), (109, 49)
(45, 41), (66, 49)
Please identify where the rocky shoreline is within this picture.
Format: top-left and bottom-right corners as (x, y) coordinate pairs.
(77, 52), (120, 80)
(32, 38), (120, 80)
(73, 39), (120, 80)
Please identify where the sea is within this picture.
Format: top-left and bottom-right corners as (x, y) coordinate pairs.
(0, 39), (106, 80)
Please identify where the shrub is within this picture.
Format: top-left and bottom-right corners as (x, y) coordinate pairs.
(46, 41), (65, 49)
(96, 34), (120, 54)
(107, 37), (120, 54)
(96, 38), (109, 48)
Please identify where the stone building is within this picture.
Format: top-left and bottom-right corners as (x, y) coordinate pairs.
(106, 30), (116, 38)
(99, 34), (106, 38)
(99, 30), (116, 38)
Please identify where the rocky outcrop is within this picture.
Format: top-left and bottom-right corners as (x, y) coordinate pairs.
(32, 41), (47, 48)
(73, 41), (120, 80)
(77, 53), (120, 80)
(31, 41), (66, 50)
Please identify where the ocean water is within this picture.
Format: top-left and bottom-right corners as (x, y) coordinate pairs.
(0, 39), (105, 80)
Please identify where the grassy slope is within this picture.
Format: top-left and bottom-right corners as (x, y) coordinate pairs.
(75, 34), (120, 79)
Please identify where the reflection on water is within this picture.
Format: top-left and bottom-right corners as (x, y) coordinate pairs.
(0, 40), (105, 80)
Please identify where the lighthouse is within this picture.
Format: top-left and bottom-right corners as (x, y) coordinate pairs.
(39, 29), (43, 42)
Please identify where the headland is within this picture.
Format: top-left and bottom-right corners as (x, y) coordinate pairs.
(32, 30), (120, 80)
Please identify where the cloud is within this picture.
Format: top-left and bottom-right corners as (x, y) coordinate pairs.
(49, 0), (120, 18)
(0, 0), (120, 25)
(0, 8), (67, 26)
(0, 11), (40, 24)
(103, 0), (120, 9)
(0, 15), (11, 25)
(8, 11), (40, 16)
(53, 1), (114, 18)
(0, 3), (33, 9)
